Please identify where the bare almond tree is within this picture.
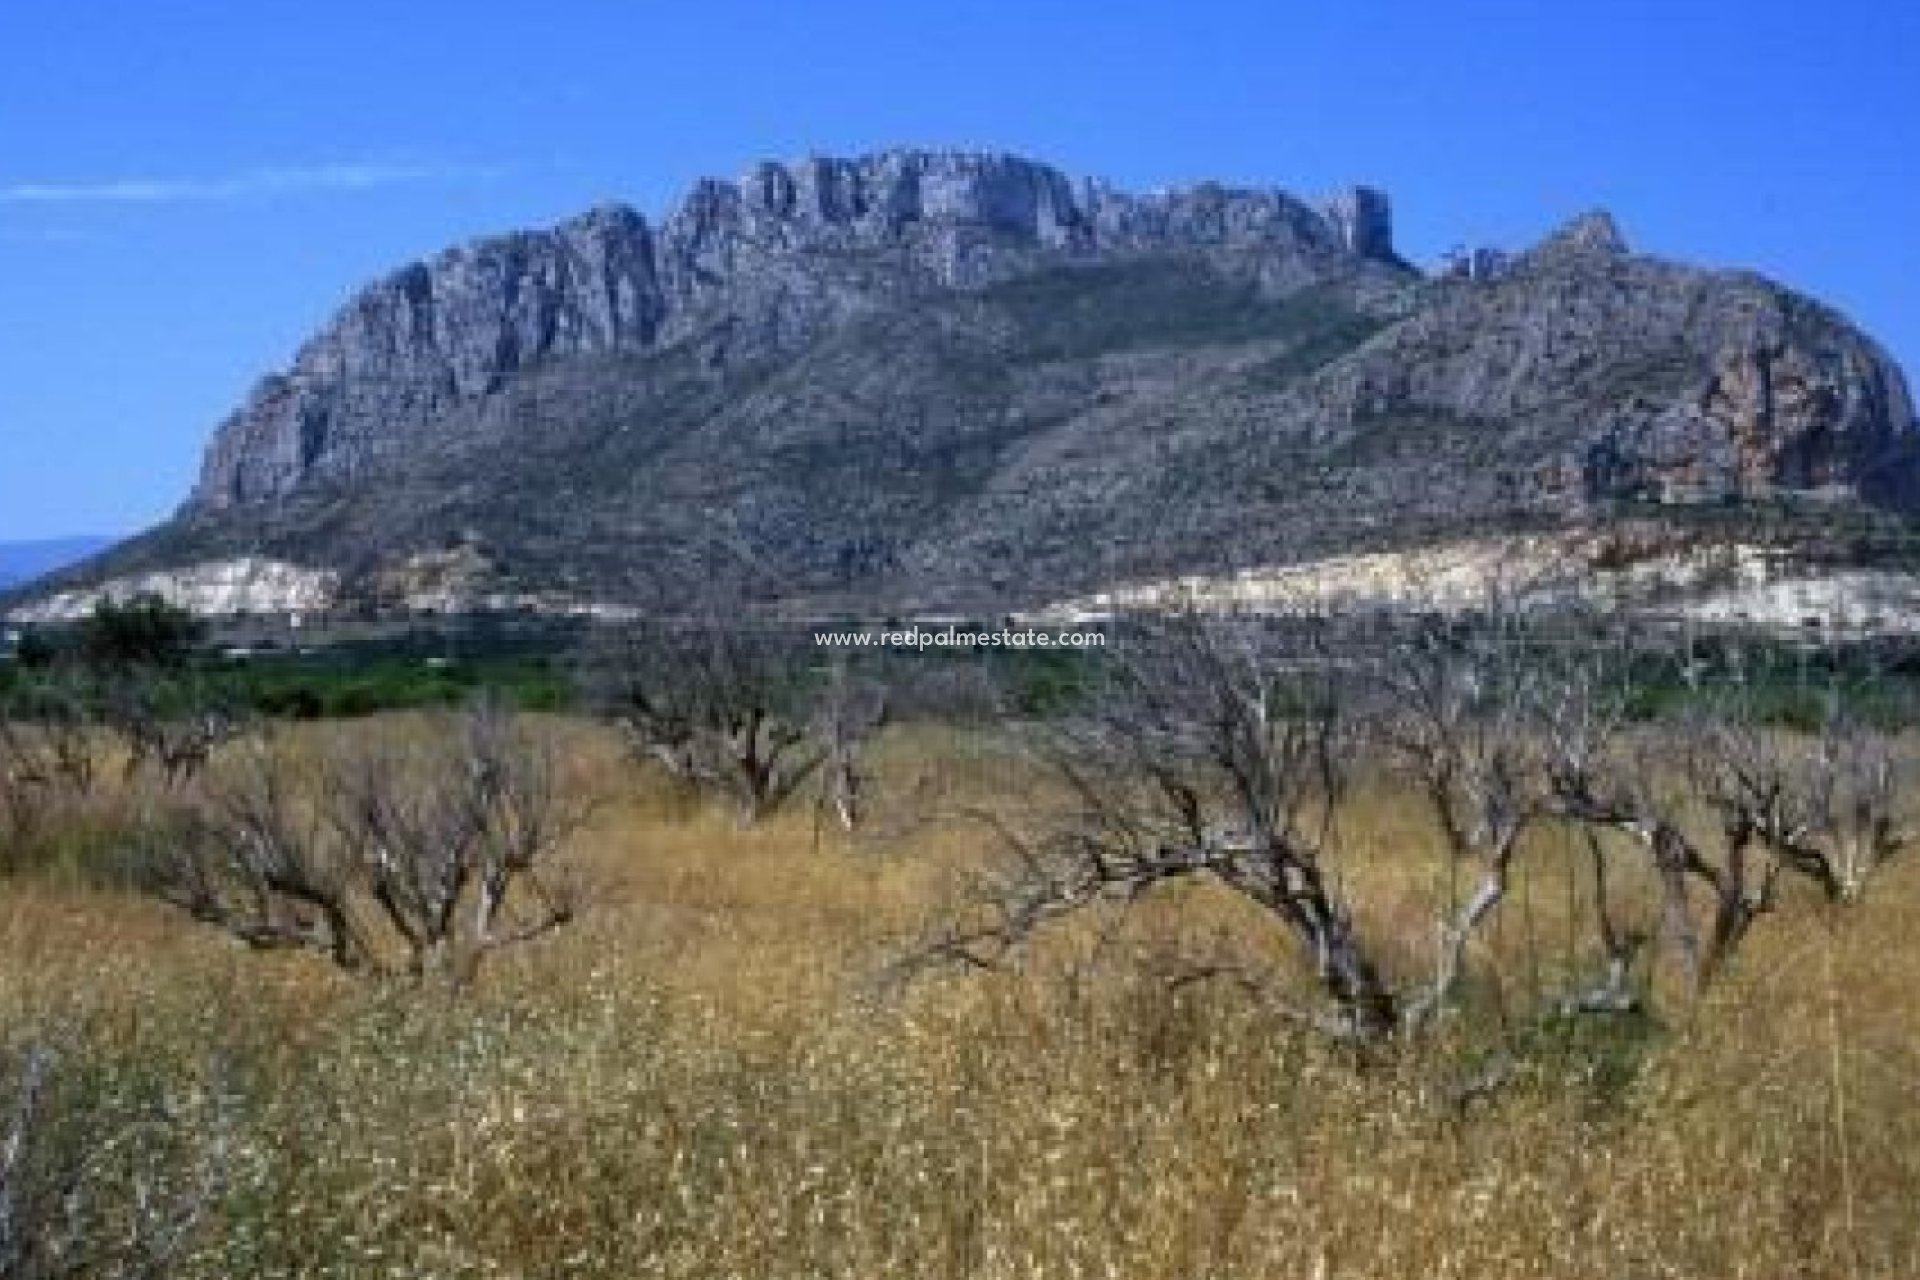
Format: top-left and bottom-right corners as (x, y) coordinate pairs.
(139, 703), (580, 987)
(913, 614), (1399, 1041)
(326, 702), (577, 983)
(587, 620), (885, 827)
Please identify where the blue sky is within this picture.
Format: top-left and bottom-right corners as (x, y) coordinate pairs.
(2, 0), (1916, 541)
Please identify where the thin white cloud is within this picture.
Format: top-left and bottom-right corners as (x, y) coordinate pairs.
(0, 160), (508, 205)
(0, 225), (92, 245)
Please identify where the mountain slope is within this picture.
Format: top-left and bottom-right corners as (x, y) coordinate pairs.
(16, 148), (1920, 622)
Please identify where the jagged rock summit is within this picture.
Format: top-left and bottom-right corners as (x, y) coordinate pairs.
(18, 146), (1920, 623)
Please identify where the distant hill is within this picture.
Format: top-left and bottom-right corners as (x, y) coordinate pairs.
(0, 536), (114, 592)
(15, 147), (1919, 623)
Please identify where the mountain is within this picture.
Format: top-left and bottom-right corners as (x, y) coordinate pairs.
(0, 537), (115, 592)
(13, 148), (1919, 624)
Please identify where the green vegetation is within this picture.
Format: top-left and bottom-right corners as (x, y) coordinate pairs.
(4, 612), (578, 718)
(13, 611), (1920, 730)
(5, 593), (205, 674)
(211, 649), (574, 717)
(73, 593), (204, 670)
(0, 643), (569, 717)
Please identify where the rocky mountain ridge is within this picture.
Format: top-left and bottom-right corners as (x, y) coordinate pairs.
(17, 147), (1920, 626)
(194, 150), (1399, 509)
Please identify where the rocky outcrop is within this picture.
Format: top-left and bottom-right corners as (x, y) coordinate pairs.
(1288, 213), (1917, 510)
(1323, 186), (1396, 261)
(1522, 209), (1628, 264)
(1028, 532), (1920, 639)
(192, 149), (1400, 509)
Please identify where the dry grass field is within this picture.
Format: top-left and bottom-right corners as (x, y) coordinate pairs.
(4, 717), (1920, 1278)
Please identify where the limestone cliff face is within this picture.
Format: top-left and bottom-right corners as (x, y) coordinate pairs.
(192, 149), (1392, 508)
(195, 204), (664, 505)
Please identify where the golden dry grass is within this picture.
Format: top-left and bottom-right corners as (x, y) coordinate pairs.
(4, 716), (1919, 1278)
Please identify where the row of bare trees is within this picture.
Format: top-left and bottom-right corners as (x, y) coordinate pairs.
(8, 605), (1907, 1017)
(912, 609), (1912, 1043)
(0, 671), (245, 870)
(0, 675), (580, 989)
